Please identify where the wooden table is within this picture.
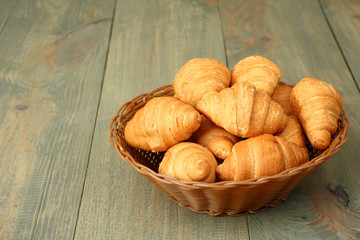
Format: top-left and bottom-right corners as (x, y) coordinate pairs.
(1, 0), (359, 239)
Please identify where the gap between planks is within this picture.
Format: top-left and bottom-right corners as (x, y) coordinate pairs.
(71, 0), (118, 239)
(317, 0), (360, 93)
(0, 0), (17, 38)
(216, 0), (229, 69)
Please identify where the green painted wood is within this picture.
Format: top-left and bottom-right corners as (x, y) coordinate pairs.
(74, 0), (249, 239)
(0, 0), (114, 239)
(0, 0), (17, 35)
(219, 0), (360, 239)
(320, 0), (360, 90)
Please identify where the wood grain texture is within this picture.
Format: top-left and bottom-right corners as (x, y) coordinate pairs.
(0, 0), (17, 36)
(320, 0), (360, 89)
(219, 0), (360, 239)
(0, 0), (114, 239)
(74, 0), (249, 239)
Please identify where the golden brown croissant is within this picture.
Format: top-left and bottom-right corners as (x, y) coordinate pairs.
(173, 58), (231, 107)
(197, 81), (287, 138)
(231, 55), (282, 95)
(189, 115), (239, 160)
(124, 96), (201, 152)
(216, 134), (309, 181)
(276, 115), (307, 149)
(158, 142), (218, 183)
(271, 84), (294, 116)
(290, 78), (343, 150)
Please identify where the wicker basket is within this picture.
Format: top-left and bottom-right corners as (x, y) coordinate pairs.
(110, 84), (349, 216)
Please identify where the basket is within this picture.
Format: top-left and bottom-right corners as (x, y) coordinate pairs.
(110, 84), (349, 216)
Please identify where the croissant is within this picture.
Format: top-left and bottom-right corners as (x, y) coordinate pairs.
(197, 81), (287, 138)
(124, 96), (201, 152)
(173, 58), (231, 107)
(216, 134), (309, 181)
(271, 84), (294, 116)
(158, 142), (218, 183)
(276, 115), (307, 149)
(189, 115), (239, 160)
(231, 55), (282, 95)
(290, 78), (343, 150)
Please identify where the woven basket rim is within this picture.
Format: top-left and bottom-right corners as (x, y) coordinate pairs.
(110, 83), (350, 188)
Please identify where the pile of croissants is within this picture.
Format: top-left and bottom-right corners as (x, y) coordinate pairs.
(124, 56), (344, 183)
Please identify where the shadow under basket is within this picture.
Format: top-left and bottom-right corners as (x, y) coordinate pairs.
(110, 84), (349, 216)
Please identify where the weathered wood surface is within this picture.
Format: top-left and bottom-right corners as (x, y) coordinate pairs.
(0, 0), (114, 239)
(320, 0), (360, 89)
(0, 0), (359, 239)
(74, 0), (250, 239)
(219, 0), (360, 239)
(0, 0), (17, 34)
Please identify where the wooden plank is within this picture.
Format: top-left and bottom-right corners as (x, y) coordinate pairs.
(320, 0), (360, 89)
(219, 0), (360, 239)
(0, 0), (17, 35)
(0, 0), (114, 239)
(74, 0), (249, 239)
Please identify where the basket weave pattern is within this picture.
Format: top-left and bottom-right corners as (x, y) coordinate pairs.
(110, 84), (349, 216)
